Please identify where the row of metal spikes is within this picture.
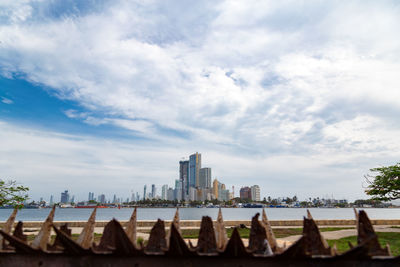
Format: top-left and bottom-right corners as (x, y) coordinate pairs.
(0, 207), (393, 258)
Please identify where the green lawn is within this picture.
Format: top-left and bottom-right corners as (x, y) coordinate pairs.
(180, 227), (354, 239)
(327, 232), (400, 256)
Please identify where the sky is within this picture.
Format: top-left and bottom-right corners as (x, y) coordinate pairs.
(0, 0), (400, 202)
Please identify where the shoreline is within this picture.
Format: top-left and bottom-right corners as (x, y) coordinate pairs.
(2, 219), (400, 228)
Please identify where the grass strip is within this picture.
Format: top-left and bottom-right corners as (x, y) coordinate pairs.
(327, 232), (400, 256)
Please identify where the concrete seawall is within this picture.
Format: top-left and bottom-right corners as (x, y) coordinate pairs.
(1, 219), (400, 228)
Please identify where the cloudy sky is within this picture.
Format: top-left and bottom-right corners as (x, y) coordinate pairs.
(1, 0), (399, 202)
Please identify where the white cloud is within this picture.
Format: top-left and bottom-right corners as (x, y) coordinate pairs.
(0, 1), (400, 199)
(1, 97), (13, 104)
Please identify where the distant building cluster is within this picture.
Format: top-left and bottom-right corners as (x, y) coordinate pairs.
(140, 152), (258, 202)
(239, 185), (260, 201)
(55, 152), (261, 204)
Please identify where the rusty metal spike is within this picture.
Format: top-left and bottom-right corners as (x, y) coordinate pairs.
(302, 217), (332, 256)
(52, 225), (89, 255)
(125, 207), (137, 245)
(197, 216), (218, 255)
(279, 235), (307, 258)
(0, 229), (39, 254)
(357, 210), (389, 256)
(0, 208), (18, 250)
(332, 243), (338, 256)
(385, 243), (392, 256)
(306, 209), (313, 219)
(167, 208), (181, 247)
(261, 208), (280, 253)
(172, 208), (181, 234)
(145, 219), (166, 254)
(222, 227), (249, 257)
(48, 223), (72, 251)
(12, 221), (27, 242)
(354, 207), (359, 233)
(77, 207), (97, 249)
(248, 213), (272, 255)
(280, 217), (332, 258)
(31, 205), (55, 250)
(166, 221), (194, 256)
(96, 219), (140, 255)
(215, 208), (228, 250)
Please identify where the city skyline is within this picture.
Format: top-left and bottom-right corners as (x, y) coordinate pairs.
(1, 1), (400, 202)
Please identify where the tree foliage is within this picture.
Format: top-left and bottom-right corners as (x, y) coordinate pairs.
(0, 180), (29, 208)
(365, 163), (400, 201)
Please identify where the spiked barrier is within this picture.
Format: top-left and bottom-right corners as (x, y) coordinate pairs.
(0, 208), (398, 266)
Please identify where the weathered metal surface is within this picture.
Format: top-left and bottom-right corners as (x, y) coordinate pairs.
(248, 213), (272, 255)
(197, 216), (218, 255)
(0, 208), (17, 250)
(261, 208), (281, 253)
(76, 207), (97, 249)
(31, 205), (55, 251)
(215, 208), (228, 250)
(145, 219), (166, 254)
(0, 208), (398, 266)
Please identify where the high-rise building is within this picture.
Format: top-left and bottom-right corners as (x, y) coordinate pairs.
(189, 152), (201, 188)
(189, 187), (197, 201)
(174, 179), (182, 201)
(49, 195), (54, 206)
(143, 185), (147, 200)
(251, 185), (261, 201)
(167, 188), (175, 201)
(199, 167), (212, 189)
(240, 187), (252, 200)
(60, 190), (70, 203)
(161, 184), (168, 200)
(251, 185), (260, 201)
(151, 184), (156, 199)
(213, 179), (219, 199)
(179, 160), (189, 200)
(98, 194), (106, 203)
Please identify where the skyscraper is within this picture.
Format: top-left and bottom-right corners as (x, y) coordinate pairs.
(161, 184), (168, 200)
(49, 195), (54, 206)
(199, 167), (211, 189)
(60, 190), (69, 203)
(151, 184), (156, 199)
(213, 179), (219, 199)
(143, 185), (147, 200)
(189, 152), (201, 188)
(251, 185), (260, 201)
(179, 160), (189, 200)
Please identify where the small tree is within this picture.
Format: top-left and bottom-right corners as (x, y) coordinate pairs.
(365, 163), (400, 201)
(0, 180), (29, 208)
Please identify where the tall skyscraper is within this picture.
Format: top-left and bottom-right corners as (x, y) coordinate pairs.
(199, 167), (211, 189)
(179, 160), (189, 200)
(213, 179), (219, 199)
(98, 194), (106, 203)
(60, 190), (70, 203)
(49, 195), (54, 206)
(143, 185), (147, 200)
(189, 152), (201, 188)
(161, 184), (168, 200)
(151, 184), (156, 199)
